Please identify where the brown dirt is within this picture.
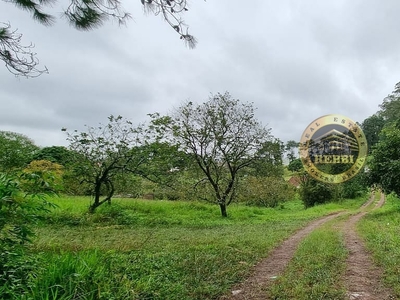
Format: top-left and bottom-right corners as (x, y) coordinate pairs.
(220, 192), (395, 300)
(343, 193), (394, 300)
(220, 212), (345, 300)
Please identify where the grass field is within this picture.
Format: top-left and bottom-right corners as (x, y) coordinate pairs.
(22, 195), (370, 300)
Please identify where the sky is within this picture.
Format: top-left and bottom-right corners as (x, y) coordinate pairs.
(1, 0), (400, 147)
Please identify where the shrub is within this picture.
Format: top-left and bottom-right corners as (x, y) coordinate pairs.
(299, 174), (333, 208)
(237, 176), (296, 207)
(0, 173), (55, 298)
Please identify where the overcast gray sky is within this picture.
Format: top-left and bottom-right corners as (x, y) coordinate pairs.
(1, 0), (400, 147)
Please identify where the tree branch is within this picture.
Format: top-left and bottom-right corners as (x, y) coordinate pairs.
(0, 23), (48, 77)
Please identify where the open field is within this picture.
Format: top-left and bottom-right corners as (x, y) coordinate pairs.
(12, 193), (399, 299)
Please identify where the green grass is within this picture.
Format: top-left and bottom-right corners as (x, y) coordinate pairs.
(267, 217), (348, 300)
(23, 195), (368, 299)
(357, 192), (400, 298)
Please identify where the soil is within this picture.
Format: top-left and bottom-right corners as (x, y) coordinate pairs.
(220, 193), (395, 300)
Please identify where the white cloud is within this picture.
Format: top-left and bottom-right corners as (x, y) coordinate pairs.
(1, 0), (400, 147)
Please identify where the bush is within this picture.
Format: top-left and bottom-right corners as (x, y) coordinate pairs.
(299, 174), (333, 208)
(237, 176), (296, 207)
(0, 173), (55, 298)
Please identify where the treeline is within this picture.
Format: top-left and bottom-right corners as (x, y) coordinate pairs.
(1, 87), (399, 215)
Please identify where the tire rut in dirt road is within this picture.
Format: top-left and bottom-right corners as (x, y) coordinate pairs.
(343, 193), (394, 300)
(220, 212), (345, 300)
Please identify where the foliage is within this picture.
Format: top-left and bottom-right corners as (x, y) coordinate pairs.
(237, 176), (295, 208)
(32, 146), (75, 167)
(0, 131), (39, 173)
(368, 125), (400, 196)
(358, 192), (400, 298)
(2, 0), (196, 77)
(379, 81), (400, 126)
(248, 139), (284, 177)
(288, 158), (303, 172)
(299, 173), (333, 208)
(285, 140), (299, 162)
(361, 114), (385, 152)
(21, 160), (64, 193)
(64, 115), (148, 212)
(339, 171), (367, 199)
(0, 173), (55, 298)
(151, 92), (275, 217)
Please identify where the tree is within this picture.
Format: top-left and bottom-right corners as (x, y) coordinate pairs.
(379, 81), (400, 126)
(285, 140), (299, 162)
(0, 131), (39, 173)
(368, 124), (400, 196)
(153, 92), (274, 217)
(64, 115), (147, 212)
(248, 139), (284, 177)
(288, 158), (303, 172)
(2, 0), (197, 77)
(22, 160), (64, 193)
(32, 146), (75, 166)
(361, 114), (385, 152)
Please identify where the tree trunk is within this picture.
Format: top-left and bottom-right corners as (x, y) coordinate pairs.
(219, 203), (228, 217)
(89, 180), (102, 213)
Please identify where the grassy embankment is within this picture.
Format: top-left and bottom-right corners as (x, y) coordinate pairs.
(26, 195), (367, 300)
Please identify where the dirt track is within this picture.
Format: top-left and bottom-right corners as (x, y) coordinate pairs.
(220, 193), (394, 300)
(343, 193), (393, 300)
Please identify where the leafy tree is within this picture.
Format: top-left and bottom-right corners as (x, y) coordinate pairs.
(0, 131), (39, 173)
(248, 139), (284, 177)
(153, 92), (274, 217)
(32, 146), (75, 166)
(22, 160), (64, 193)
(285, 140), (299, 162)
(64, 115), (148, 212)
(368, 124), (400, 196)
(2, 0), (196, 77)
(361, 114), (385, 152)
(379, 81), (400, 126)
(288, 158), (303, 172)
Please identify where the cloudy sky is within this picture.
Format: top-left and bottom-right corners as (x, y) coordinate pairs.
(1, 0), (400, 147)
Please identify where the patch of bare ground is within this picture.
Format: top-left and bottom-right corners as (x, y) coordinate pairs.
(220, 212), (344, 300)
(343, 193), (394, 300)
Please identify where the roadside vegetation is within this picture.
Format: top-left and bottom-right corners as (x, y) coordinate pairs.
(358, 192), (400, 298)
(268, 217), (348, 299)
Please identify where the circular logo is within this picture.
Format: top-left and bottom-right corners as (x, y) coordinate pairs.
(300, 114), (368, 183)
